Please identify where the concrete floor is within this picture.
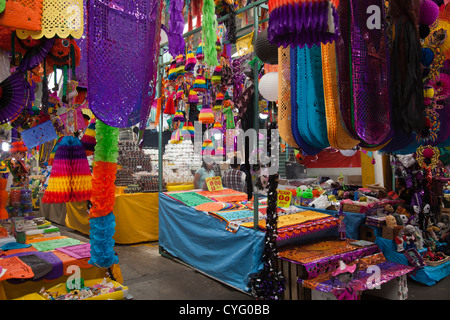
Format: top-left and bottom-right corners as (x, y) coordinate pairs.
(59, 224), (450, 301)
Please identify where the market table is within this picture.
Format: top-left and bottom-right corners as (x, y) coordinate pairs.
(38, 192), (67, 225)
(159, 192), (265, 293)
(0, 236), (123, 300)
(159, 190), (345, 293)
(65, 192), (159, 244)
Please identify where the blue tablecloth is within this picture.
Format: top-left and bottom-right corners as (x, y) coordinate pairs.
(159, 193), (265, 292)
(375, 237), (450, 286)
(296, 206), (366, 240)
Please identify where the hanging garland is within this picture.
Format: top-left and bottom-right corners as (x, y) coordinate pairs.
(202, 0), (219, 66)
(249, 122), (285, 300)
(88, 120), (120, 269)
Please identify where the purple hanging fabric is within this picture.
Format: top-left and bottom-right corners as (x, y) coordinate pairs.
(87, 0), (163, 128)
(168, 0), (186, 57)
(349, 0), (392, 146)
(75, 0), (88, 88)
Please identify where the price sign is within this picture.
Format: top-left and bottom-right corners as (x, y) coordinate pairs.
(205, 176), (224, 192)
(277, 189), (292, 207)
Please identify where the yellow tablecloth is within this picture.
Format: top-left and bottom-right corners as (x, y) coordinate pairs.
(65, 192), (159, 244)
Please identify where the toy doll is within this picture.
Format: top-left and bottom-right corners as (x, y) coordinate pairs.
(404, 225), (416, 250)
(393, 226), (405, 252)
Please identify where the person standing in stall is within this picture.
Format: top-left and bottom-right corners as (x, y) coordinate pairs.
(222, 157), (246, 193)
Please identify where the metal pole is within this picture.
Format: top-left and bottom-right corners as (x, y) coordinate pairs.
(252, 5), (259, 231)
(158, 47), (164, 193)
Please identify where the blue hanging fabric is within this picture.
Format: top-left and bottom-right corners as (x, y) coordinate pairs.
(305, 44), (330, 149)
(290, 46), (322, 155)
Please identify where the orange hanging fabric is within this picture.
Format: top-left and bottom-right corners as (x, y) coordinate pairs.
(0, 0), (44, 31)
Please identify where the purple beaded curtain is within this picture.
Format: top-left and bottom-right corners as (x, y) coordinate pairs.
(87, 0), (163, 128)
(349, 0), (392, 146)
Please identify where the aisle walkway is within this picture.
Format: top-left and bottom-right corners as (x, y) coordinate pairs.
(59, 225), (450, 300)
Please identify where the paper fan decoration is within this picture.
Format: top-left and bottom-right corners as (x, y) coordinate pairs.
(196, 42), (204, 61)
(173, 110), (185, 123)
(198, 102), (215, 124)
(211, 65), (223, 84)
(176, 85), (184, 100)
(186, 121), (195, 139)
(81, 118), (96, 156)
(42, 136), (92, 204)
(202, 139), (215, 155)
(167, 59), (178, 81)
(180, 126), (191, 141)
(188, 89), (199, 103)
(193, 74), (207, 92)
(170, 129), (182, 143)
(18, 37), (55, 72)
(213, 121), (223, 130)
(213, 92), (224, 110)
(185, 51), (197, 71)
(0, 72), (28, 125)
(48, 136), (63, 166)
(174, 54), (186, 75)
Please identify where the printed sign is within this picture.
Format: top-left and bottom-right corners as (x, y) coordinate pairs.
(277, 189), (292, 207)
(205, 176), (224, 192)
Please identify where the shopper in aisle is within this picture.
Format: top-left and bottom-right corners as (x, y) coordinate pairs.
(222, 157), (246, 193)
(194, 160), (216, 190)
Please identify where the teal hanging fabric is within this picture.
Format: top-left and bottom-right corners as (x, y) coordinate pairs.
(306, 45), (330, 149)
(290, 46), (322, 155)
(296, 46), (329, 150)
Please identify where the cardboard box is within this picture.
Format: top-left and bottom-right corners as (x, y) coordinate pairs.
(360, 225), (377, 242)
(382, 226), (395, 240)
(347, 175), (362, 185)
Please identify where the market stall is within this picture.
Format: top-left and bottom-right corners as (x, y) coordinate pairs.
(65, 192), (159, 244)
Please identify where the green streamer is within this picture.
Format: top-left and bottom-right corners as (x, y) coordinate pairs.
(202, 0), (219, 67)
(94, 120), (120, 163)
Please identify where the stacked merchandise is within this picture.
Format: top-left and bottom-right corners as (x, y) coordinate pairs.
(115, 141), (155, 192)
(163, 139), (201, 183)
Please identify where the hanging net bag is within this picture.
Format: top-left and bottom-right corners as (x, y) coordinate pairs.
(348, 0), (392, 146)
(87, 0), (163, 129)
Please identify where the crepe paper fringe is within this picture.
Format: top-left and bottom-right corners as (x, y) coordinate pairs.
(202, 0), (219, 66)
(89, 161), (118, 218)
(81, 119), (96, 156)
(93, 120), (120, 163)
(88, 212), (119, 268)
(267, 0), (339, 48)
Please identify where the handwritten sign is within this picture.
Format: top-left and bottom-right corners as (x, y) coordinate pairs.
(277, 189), (292, 207)
(205, 176), (223, 192)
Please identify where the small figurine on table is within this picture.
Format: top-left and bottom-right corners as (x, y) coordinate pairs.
(393, 226), (405, 253)
(338, 206), (346, 241)
(404, 225), (416, 250)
